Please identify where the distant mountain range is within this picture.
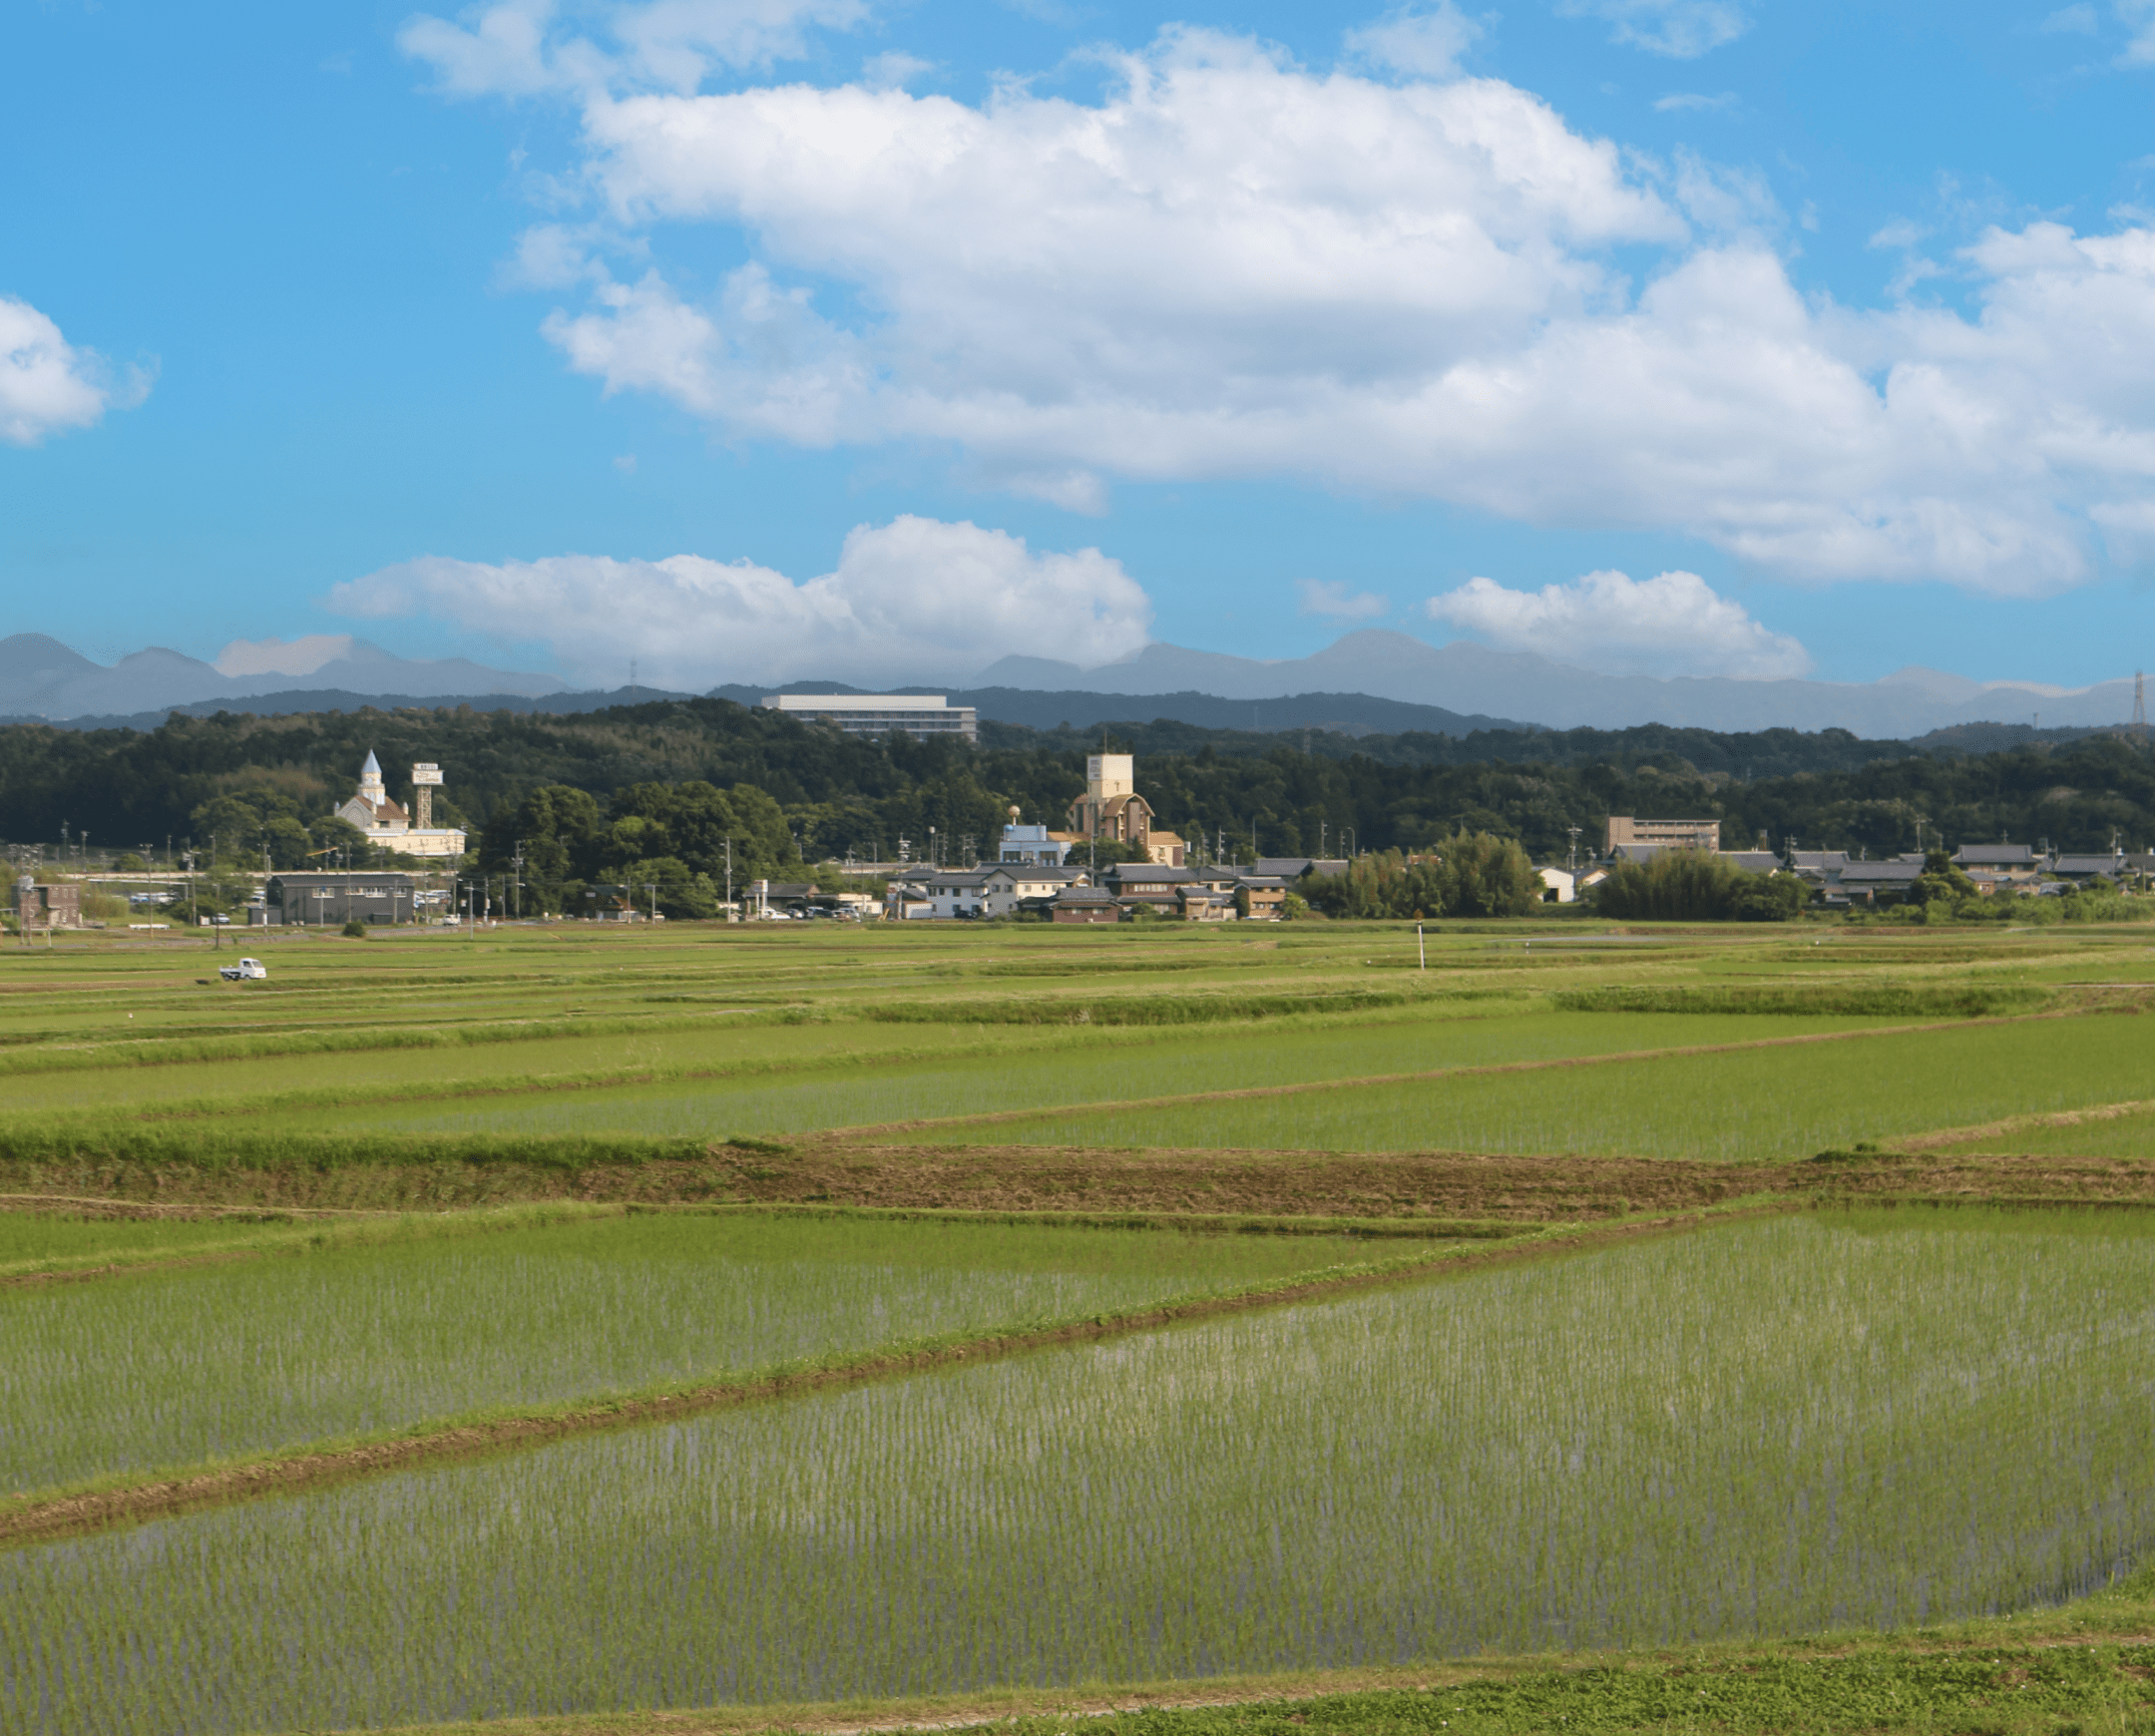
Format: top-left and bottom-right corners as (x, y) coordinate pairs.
(0, 634), (561, 721)
(971, 633), (2142, 737)
(1, 628), (2138, 740)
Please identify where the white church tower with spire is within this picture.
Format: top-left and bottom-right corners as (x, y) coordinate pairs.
(333, 750), (468, 859)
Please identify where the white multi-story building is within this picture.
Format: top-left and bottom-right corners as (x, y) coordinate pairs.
(760, 693), (979, 743)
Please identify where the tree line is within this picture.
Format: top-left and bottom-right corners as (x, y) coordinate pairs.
(0, 699), (2151, 900)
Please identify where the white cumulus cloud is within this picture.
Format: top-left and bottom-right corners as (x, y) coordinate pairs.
(452, 22), (2155, 596)
(1297, 579), (1390, 620)
(1425, 569), (1811, 678)
(0, 297), (142, 447)
(325, 516), (1153, 688)
(213, 635), (358, 677)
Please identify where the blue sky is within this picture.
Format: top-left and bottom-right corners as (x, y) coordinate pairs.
(7, 0), (2155, 693)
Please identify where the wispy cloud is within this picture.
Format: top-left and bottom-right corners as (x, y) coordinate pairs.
(214, 636), (357, 678)
(1343, 3), (1483, 79)
(1554, 0), (1750, 58)
(401, 0), (872, 98)
(2124, 0), (2155, 63)
(1296, 579), (1390, 620)
(1654, 90), (1737, 112)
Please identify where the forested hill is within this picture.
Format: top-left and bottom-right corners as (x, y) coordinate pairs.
(0, 697), (2150, 866)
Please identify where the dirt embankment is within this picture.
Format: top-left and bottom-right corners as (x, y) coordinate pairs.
(13, 1145), (2155, 1222)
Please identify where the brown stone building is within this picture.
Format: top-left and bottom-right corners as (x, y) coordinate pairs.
(1063, 753), (1186, 866)
(12, 878), (81, 929)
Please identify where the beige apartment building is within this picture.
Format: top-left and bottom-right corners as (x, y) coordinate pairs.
(1604, 815), (1721, 854)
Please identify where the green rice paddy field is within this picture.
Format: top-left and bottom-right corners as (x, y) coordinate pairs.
(7, 916), (2155, 1734)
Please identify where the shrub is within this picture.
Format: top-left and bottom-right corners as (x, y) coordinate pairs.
(1298, 835), (1540, 920)
(1591, 850), (1806, 922)
(341, 919), (369, 939)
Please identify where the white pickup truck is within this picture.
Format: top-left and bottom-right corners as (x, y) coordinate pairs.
(217, 958), (267, 982)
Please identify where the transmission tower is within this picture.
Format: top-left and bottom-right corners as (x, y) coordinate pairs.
(2135, 669), (2148, 744)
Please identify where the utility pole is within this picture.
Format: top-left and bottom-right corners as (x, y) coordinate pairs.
(725, 837), (733, 919)
(1566, 826), (1581, 877)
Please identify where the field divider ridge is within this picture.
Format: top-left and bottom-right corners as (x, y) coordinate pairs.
(1889, 1096), (2155, 1153)
(619, 1200), (1535, 1239)
(0, 1199), (627, 1285)
(0, 1194), (1804, 1547)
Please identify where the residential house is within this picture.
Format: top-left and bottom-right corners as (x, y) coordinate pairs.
(887, 865), (1090, 920)
(1103, 862), (1192, 915)
(986, 865), (1088, 916)
(2050, 853), (2127, 883)
(1235, 875), (1288, 920)
(1836, 860), (1924, 904)
(1177, 883), (1237, 921)
(1252, 857), (1349, 880)
(1049, 887), (1120, 924)
(1788, 850), (1851, 889)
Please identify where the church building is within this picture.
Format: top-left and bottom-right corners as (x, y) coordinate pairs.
(333, 751), (468, 859)
(1061, 753), (1186, 867)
